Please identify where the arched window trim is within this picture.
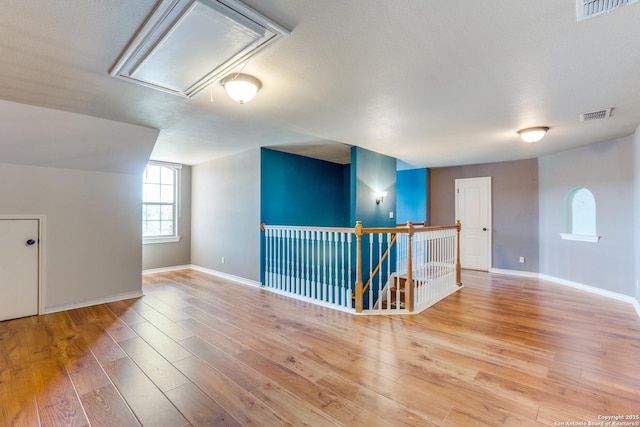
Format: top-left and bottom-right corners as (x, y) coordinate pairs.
(559, 186), (600, 243)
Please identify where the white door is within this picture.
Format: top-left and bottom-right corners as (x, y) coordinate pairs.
(455, 177), (491, 271)
(0, 219), (39, 321)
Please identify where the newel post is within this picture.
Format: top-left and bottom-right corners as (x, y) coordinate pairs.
(455, 219), (462, 286)
(354, 221), (364, 313)
(405, 221), (415, 312)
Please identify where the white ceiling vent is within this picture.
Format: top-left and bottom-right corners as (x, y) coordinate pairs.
(579, 108), (612, 121)
(110, 0), (289, 97)
(577, 0), (639, 21)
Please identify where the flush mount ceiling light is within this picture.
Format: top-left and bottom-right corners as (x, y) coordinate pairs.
(221, 73), (261, 103)
(109, 0), (289, 98)
(517, 127), (549, 143)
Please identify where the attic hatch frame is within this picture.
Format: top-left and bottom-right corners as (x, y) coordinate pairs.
(109, 0), (290, 98)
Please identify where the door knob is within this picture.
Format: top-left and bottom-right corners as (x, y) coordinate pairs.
(26, 239), (36, 246)
(482, 228), (487, 231)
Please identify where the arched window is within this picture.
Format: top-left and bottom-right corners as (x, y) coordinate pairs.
(560, 187), (600, 242)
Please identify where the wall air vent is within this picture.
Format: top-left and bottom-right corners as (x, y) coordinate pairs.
(577, 0), (639, 21)
(579, 108), (612, 121)
(110, 0), (290, 98)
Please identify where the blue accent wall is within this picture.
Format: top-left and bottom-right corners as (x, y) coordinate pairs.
(348, 147), (397, 308)
(260, 148), (349, 226)
(397, 168), (427, 224)
(350, 146), (397, 227)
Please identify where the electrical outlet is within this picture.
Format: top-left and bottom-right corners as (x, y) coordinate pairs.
(519, 256), (525, 263)
(221, 257), (225, 264)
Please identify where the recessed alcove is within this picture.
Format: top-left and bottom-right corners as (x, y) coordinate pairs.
(560, 187), (600, 242)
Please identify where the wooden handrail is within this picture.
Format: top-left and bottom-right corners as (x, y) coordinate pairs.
(262, 220), (462, 312)
(360, 224), (459, 234)
(396, 221), (428, 227)
(361, 234), (397, 294)
(261, 223), (355, 233)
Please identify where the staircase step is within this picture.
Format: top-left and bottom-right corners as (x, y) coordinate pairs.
(380, 285), (406, 309)
(381, 299), (405, 309)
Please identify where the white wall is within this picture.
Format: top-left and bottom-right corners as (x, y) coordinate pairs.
(191, 149), (261, 282)
(0, 163), (146, 310)
(539, 136), (635, 296)
(0, 100), (158, 312)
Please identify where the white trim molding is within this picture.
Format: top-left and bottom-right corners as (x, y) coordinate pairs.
(559, 233), (601, 243)
(142, 265), (191, 275)
(538, 274), (640, 316)
(141, 265), (640, 318)
(189, 265), (262, 288)
(142, 264), (262, 289)
(488, 268), (640, 318)
(44, 290), (144, 315)
(489, 268), (539, 279)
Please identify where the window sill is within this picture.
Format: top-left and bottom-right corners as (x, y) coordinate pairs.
(143, 236), (181, 245)
(559, 233), (600, 243)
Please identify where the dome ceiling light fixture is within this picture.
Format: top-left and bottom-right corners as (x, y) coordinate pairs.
(517, 126), (549, 143)
(221, 73), (261, 104)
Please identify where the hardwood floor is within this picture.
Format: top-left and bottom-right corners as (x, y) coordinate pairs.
(1, 269), (639, 426)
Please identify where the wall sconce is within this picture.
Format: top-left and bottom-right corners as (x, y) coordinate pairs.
(375, 192), (387, 205)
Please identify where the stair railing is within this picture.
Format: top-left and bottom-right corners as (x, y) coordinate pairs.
(261, 220), (462, 314)
(354, 221), (416, 312)
(355, 220), (462, 313)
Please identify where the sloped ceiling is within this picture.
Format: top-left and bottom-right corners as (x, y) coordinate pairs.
(0, 1), (639, 168)
(0, 99), (158, 174)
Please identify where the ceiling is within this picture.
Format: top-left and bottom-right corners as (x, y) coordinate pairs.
(1, 0), (640, 168)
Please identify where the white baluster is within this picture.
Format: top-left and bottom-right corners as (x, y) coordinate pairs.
(368, 234), (374, 310)
(310, 230), (316, 298)
(328, 231), (333, 303)
(332, 232), (342, 305)
(322, 231), (327, 301)
(377, 234), (383, 309)
(265, 228), (270, 287)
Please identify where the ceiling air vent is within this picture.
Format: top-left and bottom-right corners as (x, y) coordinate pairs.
(579, 108), (612, 121)
(577, 0), (639, 21)
(110, 0), (290, 98)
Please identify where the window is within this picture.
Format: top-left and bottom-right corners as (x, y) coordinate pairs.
(560, 187), (600, 242)
(143, 162), (181, 243)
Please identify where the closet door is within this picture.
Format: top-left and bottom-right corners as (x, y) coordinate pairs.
(0, 219), (39, 321)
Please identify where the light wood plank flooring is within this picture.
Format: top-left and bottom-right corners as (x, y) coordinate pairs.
(1, 269), (639, 426)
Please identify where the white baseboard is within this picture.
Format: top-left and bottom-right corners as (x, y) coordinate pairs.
(141, 265), (640, 318)
(488, 268), (640, 318)
(489, 268), (539, 279)
(44, 290), (144, 314)
(189, 265), (262, 288)
(142, 264), (262, 288)
(142, 265), (191, 275)
(538, 273), (640, 317)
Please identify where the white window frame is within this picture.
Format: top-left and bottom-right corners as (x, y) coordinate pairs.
(143, 161), (182, 244)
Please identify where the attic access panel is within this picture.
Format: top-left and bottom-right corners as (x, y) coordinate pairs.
(110, 0), (289, 97)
